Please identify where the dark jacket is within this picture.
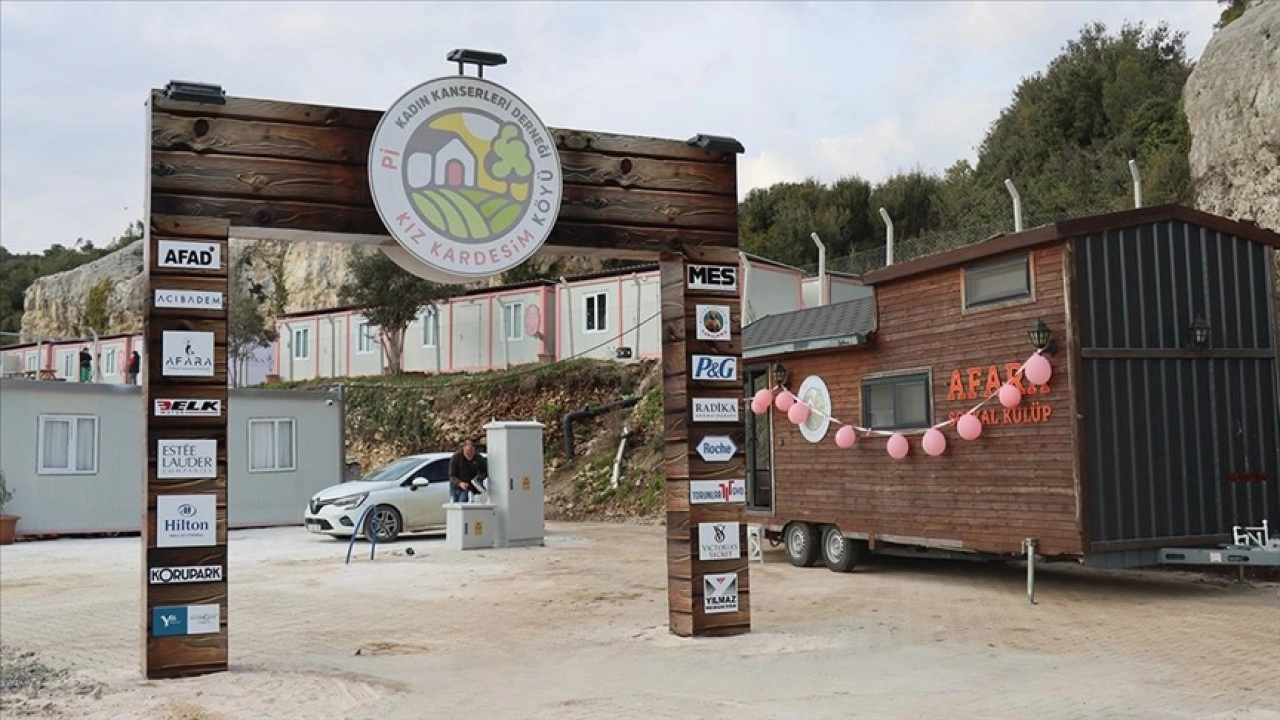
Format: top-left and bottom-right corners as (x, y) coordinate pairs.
(448, 450), (487, 491)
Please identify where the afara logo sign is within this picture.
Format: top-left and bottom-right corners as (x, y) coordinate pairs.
(368, 75), (563, 282)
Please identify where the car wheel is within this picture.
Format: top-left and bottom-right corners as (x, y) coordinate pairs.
(821, 525), (861, 573)
(784, 522), (820, 567)
(366, 505), (402, 542)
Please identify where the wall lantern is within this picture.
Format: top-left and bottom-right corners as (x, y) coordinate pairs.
(1028, 318), (1057, 355)
(1188, 315), (1211, 349)
(163, 80), (226, 105)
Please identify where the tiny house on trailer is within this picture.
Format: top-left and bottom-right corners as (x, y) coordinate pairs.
(741, 204), (1280, 573)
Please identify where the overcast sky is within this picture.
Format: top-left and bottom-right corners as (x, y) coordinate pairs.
(0, 1), (1221, 255)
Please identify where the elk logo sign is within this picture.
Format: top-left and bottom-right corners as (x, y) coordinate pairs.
(369, 76), (563, 281)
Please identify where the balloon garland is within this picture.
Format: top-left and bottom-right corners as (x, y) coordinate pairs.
(751, 349), (1053, 459)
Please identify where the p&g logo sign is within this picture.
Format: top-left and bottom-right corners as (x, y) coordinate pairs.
(691, 355), (737, 382)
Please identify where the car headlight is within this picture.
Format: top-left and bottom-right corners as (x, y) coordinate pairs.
(330, 493), (368, 509)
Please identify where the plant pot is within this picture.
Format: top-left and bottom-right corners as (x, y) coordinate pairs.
(0, 515), (19, 545)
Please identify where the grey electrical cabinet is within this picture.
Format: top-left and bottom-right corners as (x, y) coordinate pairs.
(484, 420), (546, 548)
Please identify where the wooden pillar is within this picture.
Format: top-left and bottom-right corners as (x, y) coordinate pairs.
(142, 213), (230, 678)
(662, 245), (750, 636)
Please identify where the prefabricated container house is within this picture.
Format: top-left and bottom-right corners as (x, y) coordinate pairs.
(742, 205), (1280, 572)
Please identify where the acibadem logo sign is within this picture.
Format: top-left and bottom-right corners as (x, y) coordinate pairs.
(368, 75), (563, 282)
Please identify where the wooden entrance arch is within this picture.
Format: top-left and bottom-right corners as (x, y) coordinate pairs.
(142, 80), (749, 678)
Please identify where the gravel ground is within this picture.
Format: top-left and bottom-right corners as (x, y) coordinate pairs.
(1, 522), (1278, 720)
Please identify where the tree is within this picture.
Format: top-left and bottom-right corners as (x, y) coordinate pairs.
(79, 279), (114, 336)
(338, 249), (457, 375)
(1215, 0), (1254, 29)
(227, 291), (277, 387)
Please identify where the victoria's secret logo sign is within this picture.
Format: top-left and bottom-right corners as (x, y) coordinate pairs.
(946, 362), (1053, 426)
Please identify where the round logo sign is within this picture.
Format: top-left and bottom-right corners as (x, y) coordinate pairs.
(796, 375), (832, 444)
(368, 76), (563, 282)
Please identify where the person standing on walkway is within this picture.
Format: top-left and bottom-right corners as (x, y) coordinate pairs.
(78, 347), (92, 382)
(448, 439), (487, 503)
(126, 350), (141, 385)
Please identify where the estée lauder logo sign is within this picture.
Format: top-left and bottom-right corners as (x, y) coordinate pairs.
(368, 76), (563, 282)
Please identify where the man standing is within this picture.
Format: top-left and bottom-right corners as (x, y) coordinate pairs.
(78, 347), (92, 382)
(126, 350), (141, 385)
(448, 439), (487, 503)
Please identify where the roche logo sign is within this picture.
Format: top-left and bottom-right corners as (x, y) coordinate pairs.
(149, 565), (224, 585)
(157, 241), (220, 271)
(691, 355), (737, 382)
(691, 397), (739, 423)
(686, 264), (738, 292)
(156, 494), (216, 548)
(689, 479), (746, 505)
(154, 399), (222, 418)
(698, 521), (741, 560)
(695, 436), (737, 463)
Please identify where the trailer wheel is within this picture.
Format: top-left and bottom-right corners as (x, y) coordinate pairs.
(783, 522), (820, 567)
(821, 525), (861, 573)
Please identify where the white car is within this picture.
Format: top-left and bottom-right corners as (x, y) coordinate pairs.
(303, 452), (486, 542)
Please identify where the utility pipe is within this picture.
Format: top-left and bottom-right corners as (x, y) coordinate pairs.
(1128, 159), (1143, 209)
(1024, 537), (1038, 605)
(558, 276), (574, 358)
(610, 425), (630, 489)
(1005, 179), (1023, 232)
(878, 208), (894, 266)
(562, 396), (640, 460)
(809, 232), (827, 306)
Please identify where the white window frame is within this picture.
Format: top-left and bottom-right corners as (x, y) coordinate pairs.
(293, 328), (310, 360)
(421, 307), (439, 347)
(104, 348), (117, 376)
(584, 292), (608, 334)
(504, 302), (524, 342)
(61, 353), (74, 378)
(356, 321), (378, 355)
(37, 414), (99, 475)
(861, 370), (933, 431)
(247, 418), (297, 473)
(26, 354), (37, 371)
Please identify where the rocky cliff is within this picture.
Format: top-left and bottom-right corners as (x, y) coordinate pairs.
(1185, 0), (1280, 231)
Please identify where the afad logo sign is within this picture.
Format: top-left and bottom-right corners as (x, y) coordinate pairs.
(368, 76), (563, 283)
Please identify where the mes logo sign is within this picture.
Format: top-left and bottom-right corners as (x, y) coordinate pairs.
(686, 264), (738, 292)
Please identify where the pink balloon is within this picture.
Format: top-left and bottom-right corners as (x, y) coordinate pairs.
(887, 433), (909, 459)
(835, 425), (856, 449)
(775, 391), (795, 412)
(787, 402), (810, 425)
(751, 397), (770, 415)
(922, 428), (947, 456)
(956, 413), (983, 440)
(998, 383), (1022, 409)
(753, 388), (774, 409)
(1024, 354), (1052, 386)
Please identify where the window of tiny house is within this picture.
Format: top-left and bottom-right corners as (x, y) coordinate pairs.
(962, 253), (1033, 311)
(861, 371), (932, 430)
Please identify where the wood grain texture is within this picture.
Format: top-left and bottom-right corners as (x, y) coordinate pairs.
(152, 113), (373, 165)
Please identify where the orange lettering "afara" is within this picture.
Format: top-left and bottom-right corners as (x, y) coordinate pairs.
(947, 364), (1050, 401)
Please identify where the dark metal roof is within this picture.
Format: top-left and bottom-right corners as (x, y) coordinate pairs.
(742, 297), (877, 358)
(861, 204), (1280, 287)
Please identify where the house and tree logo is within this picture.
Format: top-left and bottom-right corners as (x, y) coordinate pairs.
(369, 76), (563, 282)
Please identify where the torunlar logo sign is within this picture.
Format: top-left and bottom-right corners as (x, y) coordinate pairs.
(369, 76), (563, 282)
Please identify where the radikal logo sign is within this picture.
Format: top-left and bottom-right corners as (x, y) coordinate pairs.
(691, 397), (739, 423)
(368, 75), (563, 281)
(149, 565), (224, 585)
(158, 439), (217, 479)
(698, 521), (741, 560)
(704, 572), (739, 614)
(154, 399), (222, 417)
(689, 479), (746, 504)
(156, 494), (216, 548)
(687, 264), (738, 292)
(157, 241), (220, 270)
(161, 331), (214, 377)
(691, 355), (737, 382)
(154, 289), (224, 310)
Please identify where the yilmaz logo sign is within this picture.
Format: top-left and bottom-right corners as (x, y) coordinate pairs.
(154, 399), (222, 418)
(157, 241), (221, 271)
(154, 289), (224, 310)
(691, 355), (737, 382)
(691, 397), (739, 423)
(689, 479), (746, 505)
(686, 264), (738, 292)
(368, 75), (563, 282)
(152, 604), (220, 637)
(698, 521), (741, 560)
(156, 494), (216, 548)
(149, 566), (224, 585)
(157, 439), (217, 479)
(161, 331), (214, 377)
(704, 572), (739, 614)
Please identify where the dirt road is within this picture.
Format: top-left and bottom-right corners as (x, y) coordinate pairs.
(1, 523), (1278, 719)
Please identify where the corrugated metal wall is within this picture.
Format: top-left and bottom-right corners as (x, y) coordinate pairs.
(1075, 220), (1279, 548)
